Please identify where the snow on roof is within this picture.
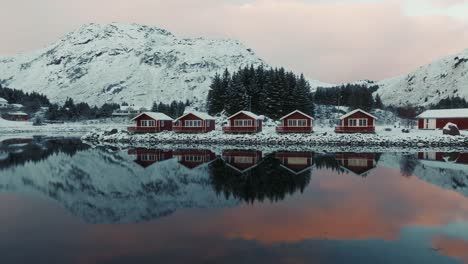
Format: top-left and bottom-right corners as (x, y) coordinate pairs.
(174, 111), (215, 121)
(416, 108), (468, 119)
(7, 112), (28, 116)
(227, 110), (263, 120)
(0, 97), (7, 103)
(280, 110), (314, 120)
(339, 109), (378, 120)
(120, 105), (146, 111)
(10, 104), (23, 108)
(131, 112), (173, 121)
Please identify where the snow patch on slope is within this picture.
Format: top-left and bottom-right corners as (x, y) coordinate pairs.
(377, 49), (468, 107)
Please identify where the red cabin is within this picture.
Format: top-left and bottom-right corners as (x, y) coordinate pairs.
(128, 112), (173, 133)
(275, 152), (314, 174)
(173, 149), (217, 169)
(128, 149), (173, 168)
(335, 109), (377, 133)
(222, 111), (263, 134)
(222, 150), (263, 173)
(173, 112), (215, 133)
(3, 112), (28, 121)
(416, 108), (468, 130)
(336, 153), (377, 177)
(276, 110), (314, 133)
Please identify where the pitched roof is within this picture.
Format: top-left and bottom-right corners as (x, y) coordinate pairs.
(416, 108), (468, 119)
(0, 97), (8, 103)
(280, 110), (314, 120)
(339, 109), (378, 120)
(174, 111), (215, 122)
(227, 110), (263, 120)
(131, 112), (173, 121)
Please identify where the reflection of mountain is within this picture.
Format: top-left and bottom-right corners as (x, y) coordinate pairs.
(0, 145), (237, 224)
(380, 152), (468, 196)
(211, 153), (311, 203)
(0, 137), (90, 170)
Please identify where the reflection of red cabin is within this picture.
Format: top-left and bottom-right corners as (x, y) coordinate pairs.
(172, 149), (217, 169)
(173, 112), (215, 133)
(222, 150), (263, 173)
(128, 112), (173, 133)
(336, 153), (377, 176)
(416, 109), (468, 130)
(276, 110), (314, 133)
(335, 109), (377, 133)
(223, 111), (263, 134)
(275, 152), (314, 174)
(3, 112), (28, 121)
(128, 149), (173, 168)
(418, 152), (468, 165)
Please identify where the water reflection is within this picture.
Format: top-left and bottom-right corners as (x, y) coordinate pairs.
(1, 138), (468, 263)
(211, 152), (311, 203)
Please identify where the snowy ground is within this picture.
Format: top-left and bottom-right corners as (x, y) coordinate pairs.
(83, 123), (468, 150)
(0, 117), (128, 141)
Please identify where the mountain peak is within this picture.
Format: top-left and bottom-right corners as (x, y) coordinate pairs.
(0, 23), (265, 107)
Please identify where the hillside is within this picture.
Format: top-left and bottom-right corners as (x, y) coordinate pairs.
(0, 23), (329, 108)
(377, 49), (468, 107)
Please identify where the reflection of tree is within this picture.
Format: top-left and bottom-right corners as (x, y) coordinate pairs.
(0, 138), (90, 170)
(400, 154), (419, 177)
(209, 155), (311, 203)
(314, 154), (344, 173)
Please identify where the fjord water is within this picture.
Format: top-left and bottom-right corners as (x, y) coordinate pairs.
(1, 137), (468, 263)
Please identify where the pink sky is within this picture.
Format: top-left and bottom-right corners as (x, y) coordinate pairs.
(1, 0), (468, 83)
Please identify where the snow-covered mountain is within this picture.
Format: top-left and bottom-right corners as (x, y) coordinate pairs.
(376, 49), (468, 107)
(0, 23), (267, 107)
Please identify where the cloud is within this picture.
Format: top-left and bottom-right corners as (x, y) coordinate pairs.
(0, 0), (467, 83)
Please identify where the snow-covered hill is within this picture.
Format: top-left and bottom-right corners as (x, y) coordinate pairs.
(377, 49), (468, 107)
(0, 23), (265, 107)
(0, 23), (328, 108)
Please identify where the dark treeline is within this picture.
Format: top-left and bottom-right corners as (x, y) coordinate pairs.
(314, 84), (382, 111)
(46, 98), (120, 121)
(430, 96), (468, 109)
(207, 65), (314, 119)
(210, 155), (311, 203)
(151, 100), (189, 119)
(0, 85), (50, 113)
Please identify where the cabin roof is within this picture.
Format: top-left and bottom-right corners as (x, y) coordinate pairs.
(227, 110), (263, 120)
(131, 112), (173, 121)
(0, 97), (8, 103)
(339, 109), (378, 120)
(280, 110), (314, 120)
(416, 108), (468, 119)
(174, 111), (215, 122)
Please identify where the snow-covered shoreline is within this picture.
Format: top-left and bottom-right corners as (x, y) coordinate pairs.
(82, 127), (468, 150)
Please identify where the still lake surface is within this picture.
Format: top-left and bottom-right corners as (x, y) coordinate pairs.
(1, 137), (468, 263)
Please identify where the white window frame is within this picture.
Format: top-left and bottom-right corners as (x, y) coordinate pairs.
(234, 119), (253, 127)
(185, 120), (202, 127)
(348, 118), (368, 127)
(234, 156), (254, 164)
(141, 120), (156, 127)
(287, 119), (307, 127)
(141, 154), (156, 161)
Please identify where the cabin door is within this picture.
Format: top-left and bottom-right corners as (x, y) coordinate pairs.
(424, 119), (436, 129)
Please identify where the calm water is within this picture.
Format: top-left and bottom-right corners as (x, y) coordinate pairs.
(1, 137), (468, 264)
